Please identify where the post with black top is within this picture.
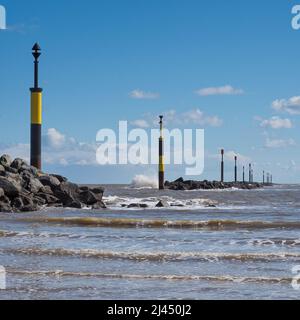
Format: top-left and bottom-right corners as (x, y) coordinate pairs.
(30, 43), (43, 170)
(158, 116), (165, 190)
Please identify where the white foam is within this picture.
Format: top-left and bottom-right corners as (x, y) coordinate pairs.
(130, 175), (158, 189)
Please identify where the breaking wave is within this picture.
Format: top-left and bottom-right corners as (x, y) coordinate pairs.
(130, 175), (158, 189)
(17, 216), (300, 230)
(7, 269), (292, 284)
(4, 247), (300, 262)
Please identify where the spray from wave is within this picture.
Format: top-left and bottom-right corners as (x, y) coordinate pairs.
(131, 175), (158, 189)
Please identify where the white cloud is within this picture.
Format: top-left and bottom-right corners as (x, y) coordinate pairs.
(130, 119), (150, 128)
(44, 128), (66, 149)
(265, 137), (296, 149)
(140, 109), (223, 128)
(195, 85), (244, 96)
(0, 129), (98, 167)
(129, 89), (160, 100)
(181, 109), (223, 127)
(272, 96), (300, 115)
(260, 116), (293, 129)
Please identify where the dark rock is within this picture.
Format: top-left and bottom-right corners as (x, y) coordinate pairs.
(170, 203), (185, 207)
(36, 193), (60, 204)
(11, 158), (26, 170)
(127, 203), (148, 208)
(79, 186), (89, 192)
(165, 178), (264, 191)
(53, 182), (80, 206)
(24, 177), (44, 194)
(0, 187), (4, 198)
(0, 176), (21, 197)
(19, 164), (39, 177)
(0, 202), (12, 213)
(11, 197), (24, 210)
(79, 190), (99, 205)
(21, 204), (40, 212)
(39, 175), (61, 189)
(0, 154), (12, 167)
(0, 155), (106, 212)
(50, 174), (68, 183)
(156, 200), (170, 208)
(91, 187), (105, 195)
(65, 200), (82, 209)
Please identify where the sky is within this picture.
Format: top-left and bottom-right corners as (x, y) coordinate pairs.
(0, 0), (300, 184)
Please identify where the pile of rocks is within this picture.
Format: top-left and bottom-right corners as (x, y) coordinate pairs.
(165, 178), (263, 191)
(0, 154), (106, 213)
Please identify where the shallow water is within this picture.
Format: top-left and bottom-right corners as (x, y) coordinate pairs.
(1, 184), (300, 300)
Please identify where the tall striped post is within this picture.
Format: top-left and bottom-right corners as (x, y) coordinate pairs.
(30, 43), (42, 170)
(221, 149), (224, 182)
(243, 166), (245, 183)
(263, 171), (265, 184)
(158, 116), (165, 190)
(249, 164), (252, 183)
(234, 156), (237, 183)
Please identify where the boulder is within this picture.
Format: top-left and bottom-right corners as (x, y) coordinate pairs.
(0, 176), (22, 197)
(19, 164), (39, 177)
(0, 202), (12, 213)
(39, 175), (61, 189)
(0, 155), (106, 212)
(50, 174), (68, 183)
(0, 165), (5, 174)
(24, 177), (44, 194)
(156, 200), (170, 208)
(21, 204), (40, 212)
(0, 154), (12, 167)
(36, 193), (60, 204)
(10, 158), (26, 170)
(79, 190), (99, 205)
(127, 203), (148, 208)
(11, 197), (24, 210)
(66, 200), (82, 209)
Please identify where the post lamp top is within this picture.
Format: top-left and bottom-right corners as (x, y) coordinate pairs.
(159, 115), (163, 121)
(221, 149), (224, 155)
(32, 43), (41, 59)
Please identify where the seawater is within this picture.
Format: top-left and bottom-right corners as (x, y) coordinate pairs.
(0, 184), (300, 300)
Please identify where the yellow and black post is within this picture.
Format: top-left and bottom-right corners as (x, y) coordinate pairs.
(159, 116), (165, 190)
(234, 156), (237, 183)
(30, 43), (42, 170)
(221, 149), (224, 182)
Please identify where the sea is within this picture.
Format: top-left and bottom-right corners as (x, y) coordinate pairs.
(1, 184), (300, 300)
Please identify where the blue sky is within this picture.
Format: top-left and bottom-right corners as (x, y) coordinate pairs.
(0, 0), (300, 184)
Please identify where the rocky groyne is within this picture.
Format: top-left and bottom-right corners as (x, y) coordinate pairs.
(165, 178), (265, 191)
(0, 155), (105, 213)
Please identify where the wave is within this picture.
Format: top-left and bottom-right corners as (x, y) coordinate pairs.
(17, 216), (300, 230)
(6, 269), (293, 284)
(4, 247), (300, 262)
(130, 175), (158, 189)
